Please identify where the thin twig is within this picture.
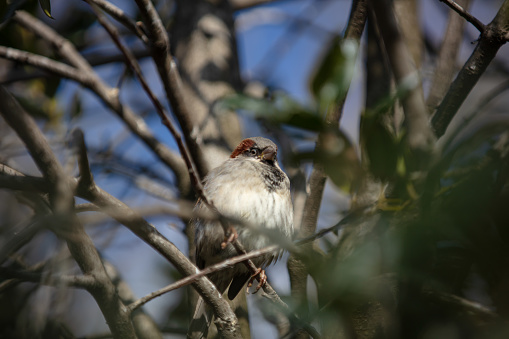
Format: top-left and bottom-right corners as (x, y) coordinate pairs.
(422, 290), (498, 320)
(128, 245), (279, 312)
(0, 46), (92, 85)
(134, 0), (210, 179)
(6, 11), (190, 193)
(100, 0), (286, 310)
(67, 135), (241, 339)
(85, 1), (198, 195)
(427, 0), (471, 111)
(0, 86), (137, 339)
(128, 214), (351, 312)
(0, 161), (346, 339)
(432, 0), (509, 137)
(14, 10), (96, 73)
(87, 0), (149, 44)
(0, 266), (96, 289)
(439, 0), (486, 33)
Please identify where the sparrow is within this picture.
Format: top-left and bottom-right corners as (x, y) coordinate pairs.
(187, 137), (294, 339)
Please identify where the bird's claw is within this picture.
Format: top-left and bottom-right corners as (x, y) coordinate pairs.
(221, 226), (238, 249)
(246, 268), (267, 294)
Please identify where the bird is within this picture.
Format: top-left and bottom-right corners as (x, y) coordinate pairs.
(187, 137), (294, 339)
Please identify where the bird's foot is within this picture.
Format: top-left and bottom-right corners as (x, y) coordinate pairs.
(221, 226), (238, 249)
(246, 268), (267, 294)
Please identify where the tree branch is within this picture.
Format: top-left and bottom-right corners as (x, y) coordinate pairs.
(86, 0), (202, 199)
(13, 10), (98, 73)
(6, 11), (190, 193)
(134, 0), (210, 179)
(128, 245), (279, 312)
(64, 132), (243, 339)
(87, 0), (149, 44)
(0, 86), (137, 339)
(0, 266), (96, 289)
(0, 161), (346, 339)
(431, 0), (509, 137)
(427, 0), (471, 111)
(102, 260), (163, 339)
(0, 46), (92, 85)
(439, 0), (486, 33)
(422, 290), (498, 322)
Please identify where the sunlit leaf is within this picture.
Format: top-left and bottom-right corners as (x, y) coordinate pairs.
(38, 0), (53, 19)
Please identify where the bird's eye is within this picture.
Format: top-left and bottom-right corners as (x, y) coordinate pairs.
(249, 148), (259, 156)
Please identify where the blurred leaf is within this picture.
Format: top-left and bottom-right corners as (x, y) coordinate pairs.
(311, 38), (358, 113)
(14, 79), (62, 124)
(38, 0), (53, 19)
(218, 92), (323, 132)
(69, 92), (83, 119)
(361, 111), (401, 180)
(293, 129), (361, 192)
(61, 9), (97, 46)
(0, 0), (26, 24)
(359, 73), (421, 182)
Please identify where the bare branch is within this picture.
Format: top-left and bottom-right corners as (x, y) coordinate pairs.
(128, 245), (279, 312)
(0, 161), (336, 339)
(102, 261), (163, 339)
(85, 0), (201, 197)
(87, 0), (149, 44)
(0, 46), (92, 85)
(134, 0), (210, 179)
(14, 10), (96, 73)
(422, 290), (498, 321)
(64, 127), (241, 339)
(432, 0), (509, 137)
(0, 86), (137, 339)
(439, 0), (486, 33)
(427, 0), (471, 111)
(0, 266), (96, 289)
(5, 11), (190, 193)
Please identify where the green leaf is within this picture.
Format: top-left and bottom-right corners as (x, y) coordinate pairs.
(218, 92), (324, 132)
(311, 38), (358, 113)
(38, 0), (53, 19)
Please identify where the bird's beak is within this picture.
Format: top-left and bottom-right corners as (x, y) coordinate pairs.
(261, 146), (276, 161)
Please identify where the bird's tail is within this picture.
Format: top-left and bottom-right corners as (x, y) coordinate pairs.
(187, 296), (214, 339)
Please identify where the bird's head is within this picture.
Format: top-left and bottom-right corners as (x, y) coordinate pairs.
(230, 137), (279, 167)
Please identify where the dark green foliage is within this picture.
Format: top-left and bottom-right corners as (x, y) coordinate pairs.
(311, 37), (358, 113)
